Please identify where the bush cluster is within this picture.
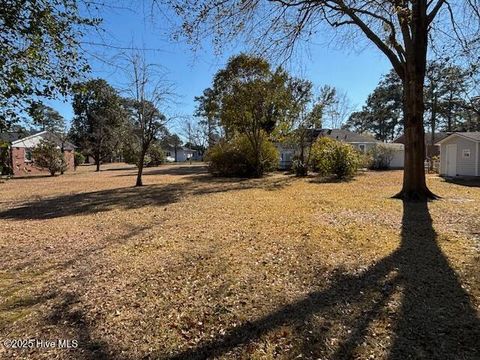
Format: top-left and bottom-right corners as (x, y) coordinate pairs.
(367, 144), (395, 170)
(32, 139), (67, 176)
(291, 158), (308, 177)
(310, 137), (360, 179)
(205, 134), (278, 177)
(74, 151), (85, 168)
(124, 143), (165, 167)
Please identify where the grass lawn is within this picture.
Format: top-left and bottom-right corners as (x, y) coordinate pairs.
(0, 163), (479, 359)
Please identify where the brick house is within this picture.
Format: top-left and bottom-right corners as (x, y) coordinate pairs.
(10, 131), (75, 176)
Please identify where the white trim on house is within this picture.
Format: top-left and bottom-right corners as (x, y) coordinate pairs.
(436, 133), (480, 145)
(476, 141), (479, 176)
(11, 131), (49, 146)
(11, 131), (76, 150)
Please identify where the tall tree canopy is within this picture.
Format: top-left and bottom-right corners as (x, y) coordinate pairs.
(198, 54), (299, 176)
(0, 0), (99, 131)
(70, 79), (126, 171)
(27, 102), (66, 133)
(345, 63), (474, 141)
(160, 0), (480, 200)
(344, 70), (403, 141)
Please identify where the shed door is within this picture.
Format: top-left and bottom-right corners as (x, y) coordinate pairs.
(446, 144), (457, 177)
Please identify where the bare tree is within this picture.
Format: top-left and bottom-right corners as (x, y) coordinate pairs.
(157, 0), (480, 200)
(123, 50), (174, 186)
(323, 87), (354, 129)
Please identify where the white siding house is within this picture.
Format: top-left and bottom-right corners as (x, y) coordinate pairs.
(385, 143), (405, 169)
(165, 146), (200, 162)
(276, 129), (405, 169)
(437, 132), (480, 177)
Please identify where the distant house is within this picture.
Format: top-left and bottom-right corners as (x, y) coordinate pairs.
(277, 129), (404, 169)
(436, 132), (480, 177)
(394, 132), (450, 158)
(10, 131), (75, 176)
(318, 129), (381, 153)
(164, 146), (201, 162)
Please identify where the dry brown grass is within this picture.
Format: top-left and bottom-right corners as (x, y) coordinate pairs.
(0, 163), (479, 359)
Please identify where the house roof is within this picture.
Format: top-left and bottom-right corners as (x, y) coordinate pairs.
(318, 129), (380, 144)
(0, 132), (24, 143)
(11, 131), (76, 150)
(394, 132), (450, 145)
(436, 132), (480, 144)
(165, 145), (196, 152)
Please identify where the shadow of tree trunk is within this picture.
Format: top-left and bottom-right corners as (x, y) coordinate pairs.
(164, 201), (480, 359)
(387, 201), (480, 359)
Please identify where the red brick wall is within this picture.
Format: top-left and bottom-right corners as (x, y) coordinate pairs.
(11, 147), (75, 177)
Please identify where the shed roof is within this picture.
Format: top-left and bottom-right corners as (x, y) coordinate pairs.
(394, 132), (450, 145)
(436, 132), (480, 144)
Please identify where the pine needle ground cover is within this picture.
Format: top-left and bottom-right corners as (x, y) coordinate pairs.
(0, 164), (478, 359)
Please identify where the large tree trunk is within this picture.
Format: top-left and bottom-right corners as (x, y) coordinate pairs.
(136, 149), (147, 187)
(394, 73), (438, 201)
(394, 1), (438, 201)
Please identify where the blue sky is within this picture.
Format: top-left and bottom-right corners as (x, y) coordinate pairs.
(46, 4), (392, 134)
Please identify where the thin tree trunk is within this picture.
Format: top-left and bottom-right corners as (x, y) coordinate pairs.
(429, 96), (437, 172)
(95, 156), (100, 172)
(60, 142), (65, 175)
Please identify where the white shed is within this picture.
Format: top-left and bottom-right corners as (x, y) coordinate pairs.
(437, 132), (480, 177)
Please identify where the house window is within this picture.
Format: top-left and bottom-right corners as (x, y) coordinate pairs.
(166, 151), (171, 156)
(24, 148), (33, 162)
(462, 149), (471, 158)
(358, 144), (366, 153)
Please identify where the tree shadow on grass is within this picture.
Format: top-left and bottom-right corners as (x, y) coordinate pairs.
(0, 225), (149, 359)
(45, 291), (114, 360)
(114, 165), (209, 177)
(0, 170), (296, 220)
(443, 177), (480, 188)
(163, 201), (480, 359)
(0, 183), (183, 220)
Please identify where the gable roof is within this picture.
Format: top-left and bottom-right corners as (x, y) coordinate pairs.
(164, 145), (196, 152)
(318, 129), (380, 143)
(436, 132), (480, 144)
(0, 132), (24, 143)
(11, 131), (76, 150)
(394, 132), (450, 145)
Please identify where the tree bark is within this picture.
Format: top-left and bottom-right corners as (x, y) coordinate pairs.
(429, 95), (437, 172)
(95, 156), (100, 172)
(394, 72), (438, 201)
(136, 148), (147, 187)
(393, 1), (438, 201)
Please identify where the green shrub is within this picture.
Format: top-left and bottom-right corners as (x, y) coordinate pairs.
(310, 137), (360, 179)
(205, 133), (278, 177)
(124, 143), (165, 167)
(368, 144), (395, 170)
(74, 151), (85, 168)
(32, 139), (67, 176)
(145, 143), (165, 167)
(292, 158), (308, 177)
(357, 152), (373, 169)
